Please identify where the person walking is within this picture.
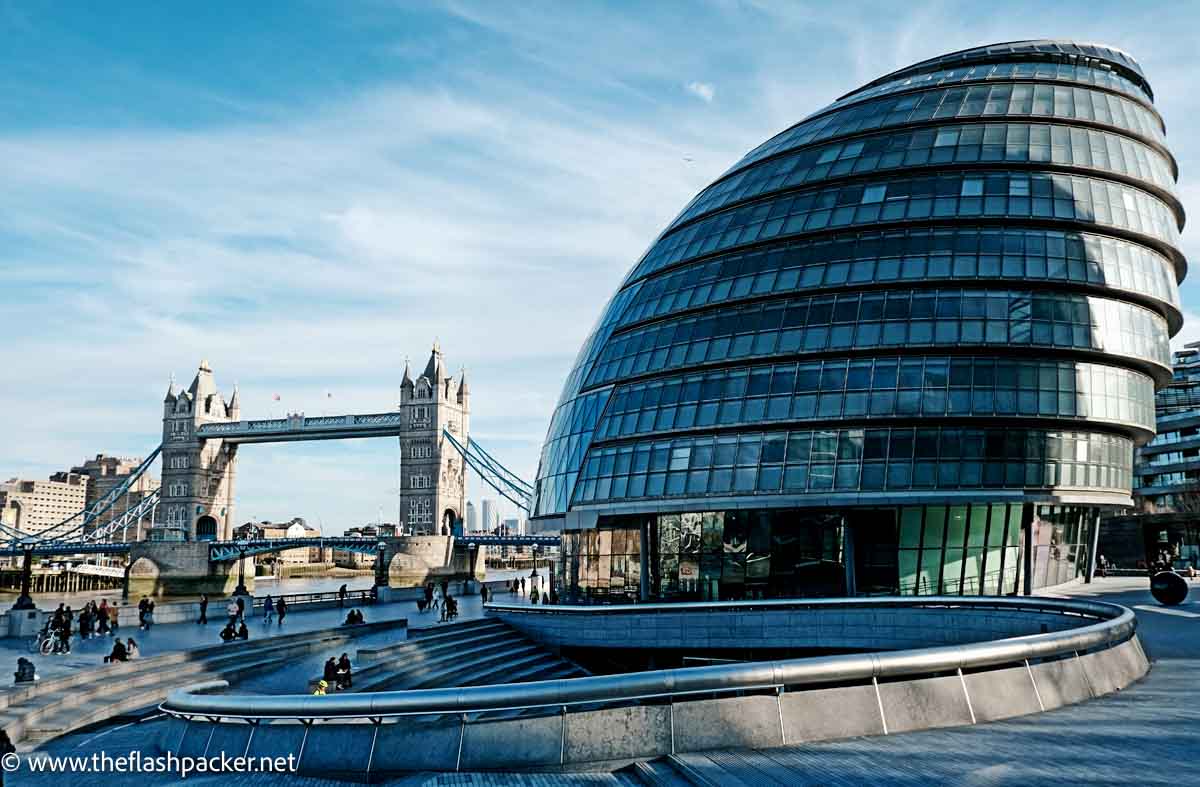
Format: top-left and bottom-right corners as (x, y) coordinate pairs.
(520, 577), (526, 596)
(338, 584), (348, 609)
(98, 599), (110, 635)
(480, 585), (489, 605)
(137, 598), (148, 629)
(145, 599), (155, 629)
(198, 593), (209, 624)
(109, 601), (120, 634)
(264, 595), (275, 623)
(276, 597), (287, 625)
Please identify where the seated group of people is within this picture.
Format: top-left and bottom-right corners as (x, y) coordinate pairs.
(219, 620), (250, 642)
(343, 609), (365, 625)
(104, 637), (140, 662)
(320, 653), (353, 692)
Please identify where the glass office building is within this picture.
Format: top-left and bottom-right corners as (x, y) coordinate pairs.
(533, 41), (1186, 602)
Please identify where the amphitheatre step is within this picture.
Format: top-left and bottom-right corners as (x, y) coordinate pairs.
(4, 618), (405, 747)
(353, 634), (531, 692)
(358, 618), (505, 661)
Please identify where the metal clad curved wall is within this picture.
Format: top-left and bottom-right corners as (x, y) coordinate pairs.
(534, 40), (1185, 520)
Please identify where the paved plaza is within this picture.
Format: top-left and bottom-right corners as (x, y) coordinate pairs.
(9, 577), (1197, 786)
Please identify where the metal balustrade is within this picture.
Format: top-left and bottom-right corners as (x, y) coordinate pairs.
(160, 595), (1135, 721)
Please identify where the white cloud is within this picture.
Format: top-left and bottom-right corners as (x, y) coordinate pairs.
(684, 81), (715, 103)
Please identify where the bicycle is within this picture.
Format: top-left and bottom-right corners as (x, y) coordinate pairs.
(29, 625), (54, 656)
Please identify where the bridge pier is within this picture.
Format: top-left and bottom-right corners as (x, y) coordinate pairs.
(128, 542), (250, 598)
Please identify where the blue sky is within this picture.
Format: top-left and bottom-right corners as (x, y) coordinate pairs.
(3, 0), (1198, 532)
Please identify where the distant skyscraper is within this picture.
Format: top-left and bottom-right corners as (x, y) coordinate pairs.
(466, 501), (478, 532)
(481, 498), (499, 533)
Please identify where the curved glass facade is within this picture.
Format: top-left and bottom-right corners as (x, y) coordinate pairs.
(534, 41), (1187, 603)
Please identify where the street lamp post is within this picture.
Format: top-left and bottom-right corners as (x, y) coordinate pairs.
(12, 541), (36, 610)
(234, 539), (250, 596)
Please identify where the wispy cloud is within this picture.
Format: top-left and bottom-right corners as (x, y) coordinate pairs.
(684, 81), (715, 103)
(3, 0), (1199, 528)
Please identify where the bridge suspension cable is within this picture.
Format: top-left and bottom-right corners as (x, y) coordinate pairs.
(32, 444), (163, 544)
(442, 429), (532, 513)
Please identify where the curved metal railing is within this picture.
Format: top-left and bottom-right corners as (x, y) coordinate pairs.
(160, 595), (1135, 722)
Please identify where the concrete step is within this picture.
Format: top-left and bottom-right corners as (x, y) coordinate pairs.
(349, 630), (526, 691)
(357, 636), (536, 692)
(403, 642), (544, 690)
(358, 618), (505, 661)
(8, 619), (403, 747)
(623, 759), (701, 786)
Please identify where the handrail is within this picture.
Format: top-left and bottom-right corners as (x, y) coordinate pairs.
(160, 595), (1135, 721)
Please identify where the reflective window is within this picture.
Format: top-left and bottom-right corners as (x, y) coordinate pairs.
(586, 289), (1170, 387)
(532, 283), (641, 517)
(593, 357), (1155, 439)
(573, 428), (1132, 505)
(619, 227), (1179, 327)
(671, 122), (1177, 231)
(825, 60), (1154, 111)
(730, 82), (1165, 176)
(632, 170), (1180, 283)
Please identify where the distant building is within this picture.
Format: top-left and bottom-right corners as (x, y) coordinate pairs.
(465, 501), (478, 533)
(232, 517), (322, 564)
(0, 473), (89, 536)
(334, 523), (397, 567)
(481, 499), (499, 533)
(1103, 342), (1200, 570)
(69, 454), (160, 539)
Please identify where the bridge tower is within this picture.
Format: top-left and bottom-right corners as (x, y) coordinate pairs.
(158, 360), (239, 541)
(399, 342), (469, 536)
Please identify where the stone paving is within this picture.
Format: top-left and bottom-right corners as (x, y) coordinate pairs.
(13, 577), (1195, 786)
(0, 599), (413, 684)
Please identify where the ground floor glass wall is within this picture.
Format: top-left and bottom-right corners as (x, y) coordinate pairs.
(557, 503), (1100, 603)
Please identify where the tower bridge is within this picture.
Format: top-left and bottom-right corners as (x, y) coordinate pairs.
(2, 343), (545, 608)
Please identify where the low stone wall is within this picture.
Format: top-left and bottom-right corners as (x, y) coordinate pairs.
(155, 636), (1148, 776)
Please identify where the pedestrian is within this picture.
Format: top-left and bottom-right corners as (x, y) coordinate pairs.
(480, 585), (489, 604)
(520, 577), (526, 596)
(126, 638), (140, 659)
(198, 593), (209, 625)
(79, 605), (91, 640)
(276, 597), (287, 625)
(312, 679), (328, 696)
(530, 586), (539, 605)
(226, 600), (238, 626)
(235, 596), (245, 621)
(145, 599), (155, 629)
(338, 584), (347, 609)
(432, 583), (442, 611)
(335, 653), (352, 690)
(323, 657), (338, 685)
(264, 595), (275, 623)
(542, 591), (550, 605)
(137, 598), (148, 629)
(98, 599), (110, 635)
(104, 638), (127, 663)
(109, 601), (120, 634)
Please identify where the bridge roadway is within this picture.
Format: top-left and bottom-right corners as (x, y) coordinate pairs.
(14, 577), (1195, 786)
(0, 534), (559, 562)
